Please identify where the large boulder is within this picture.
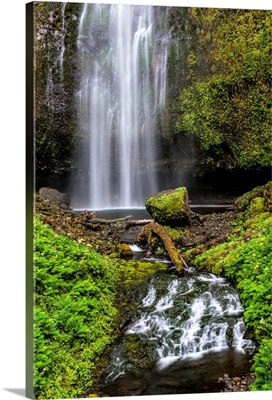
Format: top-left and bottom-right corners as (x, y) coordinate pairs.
(145, 187), (191, 226)
(38, 187), (71, 209)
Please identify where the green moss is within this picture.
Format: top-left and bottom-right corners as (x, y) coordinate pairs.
(235, 182), (271, 211)
(246, 197), (266, 217)
(175, 9), (272, 171)
(118, 260), (168, 286)
(125, 334), (142, 354)
(182, 245), (205, 262)
(194, 241), (240, 275)
(163, 225), (188, 242)
(145, 187), (190, 225)
(116, 243), (133, 257)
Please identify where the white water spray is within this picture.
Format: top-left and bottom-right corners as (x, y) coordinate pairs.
(59, 2), (67, 76)
(107, 271), (255, 381)
(74, 4), (170, 209)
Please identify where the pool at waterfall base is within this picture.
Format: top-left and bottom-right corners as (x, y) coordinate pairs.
(103, 348), (253, 396)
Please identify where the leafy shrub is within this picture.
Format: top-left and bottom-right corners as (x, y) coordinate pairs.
(250, 339), (272, 391)
(34, 217), (120, 399)
(224, 219), (272, 340)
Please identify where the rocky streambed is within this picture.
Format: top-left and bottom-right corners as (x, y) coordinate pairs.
(35, 188), (238, 261)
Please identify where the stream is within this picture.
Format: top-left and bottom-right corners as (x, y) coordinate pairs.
(71, 206), (256, 396)
(101, 246), (255, 396)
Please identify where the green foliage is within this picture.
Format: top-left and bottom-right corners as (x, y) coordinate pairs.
(193, 240), (240, 275)
(193, 188), (272, 390)
(34, 218), (120, 399)
(250, 339), (272, 391)
(224, 219), (272, 340)
(175, 9), (272, 170)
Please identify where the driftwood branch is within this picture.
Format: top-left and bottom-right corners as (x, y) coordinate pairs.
(83, 215), (132, 225)
(126, 219), (153, 227)
(139, 221), (188, 273)
(83, 216), (153, 226)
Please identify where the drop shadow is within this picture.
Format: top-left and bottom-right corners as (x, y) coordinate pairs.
(4, 389), (25, 397)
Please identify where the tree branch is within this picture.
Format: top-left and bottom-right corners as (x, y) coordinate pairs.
(138, 221), (188, 273)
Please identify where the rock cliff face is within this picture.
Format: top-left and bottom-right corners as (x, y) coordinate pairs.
(34, 2), (81, 176)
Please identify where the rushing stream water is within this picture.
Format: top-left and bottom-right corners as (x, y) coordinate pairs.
(102, 267), (255, 396)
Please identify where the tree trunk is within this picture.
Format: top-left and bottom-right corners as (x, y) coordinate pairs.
(138, 221), (188, 273)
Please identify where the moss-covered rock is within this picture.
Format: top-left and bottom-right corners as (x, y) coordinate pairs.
(246, 197), (266, 218)
(116, 244), (133, 258)
(145, 187), (191, 226)
(264, 181), (272, 212)
(235, 181), (272, 212)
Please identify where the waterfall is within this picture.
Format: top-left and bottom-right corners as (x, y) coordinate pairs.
(59, 2), (67, 77)
(105, 270), (255, 383)
(74, 4), (170, 209)
(44, 4), (67, 115)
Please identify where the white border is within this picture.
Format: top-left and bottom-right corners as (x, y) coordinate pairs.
(1, 0), (271, 399)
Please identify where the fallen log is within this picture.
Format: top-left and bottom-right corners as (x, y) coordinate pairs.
(83, 217), (153, 226)
(79, 208), (153, 226)
(138, 221), (188, 273)
(126, 219), (153, 227)
(83, 215), (133, 225)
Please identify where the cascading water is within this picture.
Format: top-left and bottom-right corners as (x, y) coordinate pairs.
(74, 4), (170, 209)
(44, 3), (67, 115)
(59, 2), (67, 77)
(103, 269), (255, 395)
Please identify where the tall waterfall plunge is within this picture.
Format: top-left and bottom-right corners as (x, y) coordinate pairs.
(73, 3), (170, 209)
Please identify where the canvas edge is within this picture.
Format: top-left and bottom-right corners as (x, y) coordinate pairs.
(26, 2), (34, 399)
